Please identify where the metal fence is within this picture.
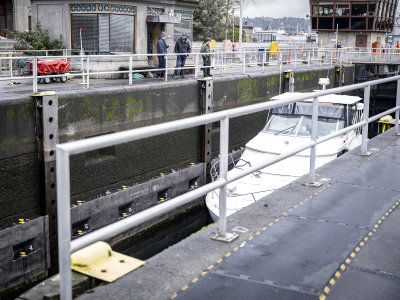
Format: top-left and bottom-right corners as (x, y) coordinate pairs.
(56, 73), (400, 299)
(2, 47), (400, 93)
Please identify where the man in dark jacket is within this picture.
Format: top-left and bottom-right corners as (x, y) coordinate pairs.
(173, 33), (191, 78)
(156, 32), (169, 79)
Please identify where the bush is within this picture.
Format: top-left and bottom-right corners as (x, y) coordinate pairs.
(7, 22), (64, 54)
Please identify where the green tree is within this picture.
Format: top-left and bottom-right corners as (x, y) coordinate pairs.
(193, 0), (227, 41)
(226, 28), (246, 43)
(7, 22), (64, 53)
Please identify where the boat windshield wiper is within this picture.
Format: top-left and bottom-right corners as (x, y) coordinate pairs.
(274, 123), (297, 136)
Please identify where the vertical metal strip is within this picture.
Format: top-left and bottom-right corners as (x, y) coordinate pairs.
(361, 85), (371, 155)
(309, 96), (319, 184)
(219, 117), (229, 237)
(395, 79), (400, 135)
(35, 93), (59, 273)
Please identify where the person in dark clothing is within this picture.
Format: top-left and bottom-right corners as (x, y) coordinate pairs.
(156, 32), (169, 79)
(173, 33), (191, 78)
(200, 38), (212, 77)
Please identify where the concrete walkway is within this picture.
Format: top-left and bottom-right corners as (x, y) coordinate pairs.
(72, 128), (400, 299)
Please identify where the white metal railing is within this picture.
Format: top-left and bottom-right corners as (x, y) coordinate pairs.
(2, 47), (400, 93)
(56, 74), (400, 299)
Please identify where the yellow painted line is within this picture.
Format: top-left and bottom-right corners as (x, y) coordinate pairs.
(225, 252), (231, 258)
(207, 265), (214, 270)
(182, 285), (189, 291)
(269, 223), (274, 226)
(324, 286), (330, 294)
(340, 264), (347, 271)
(355, 247), (360, 252)
(262, 227), (267, 231)
(240, 241), (247, 247)
(360, 242), (365, 247)
(345, 258), (351, 264)
(335, 271), (341, 278)
(202, 271), (208, 276)
(217, 258), (223, 264)
(350, 252), (356, 258)
(249, 236), (254, 241)
(275, 218), (280, 222)
(233, 247), (239, 252)
(320, 294), (327, 300)
(256, 231), (260, 236)
(329, 278), (336, 286)
(171, 292), (178, 299)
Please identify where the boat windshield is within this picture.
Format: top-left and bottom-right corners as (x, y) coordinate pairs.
(263, 114), (344, 137)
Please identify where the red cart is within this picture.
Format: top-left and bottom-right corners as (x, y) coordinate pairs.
(30, 59), (71, 84)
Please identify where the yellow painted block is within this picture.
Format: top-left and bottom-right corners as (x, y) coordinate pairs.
(171, 292), (178, 299)
(360, 242), (365, 247)
(340, 264), (346, 271)
(192, 278), (198, 283)
(319, 295), (327, 300)
(225, 252), (231, 258)
(324, 286), (330, 294)
(182, 285), (188, 291)
(217, 258), (223, 264)
(345, 258), (351, 264)
(207, 265), (214, 270)
(364, 237), (369, 241)
(335, 271), (341, 278)
(355, 247), (360, 252)
(329, 278), (336, 286)
(71, 241), (145, 282)
(350, 252), (356, 258)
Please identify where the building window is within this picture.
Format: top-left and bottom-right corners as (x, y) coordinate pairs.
(174, 10), (193, 42)
(335, 17), (350, 29)
(311, 4), (318, 16)
(319, 17), (333, 29)
(70, 4), (135, 54)
(351, 3), (368, 16)
(351, 17), (367, 29)
(336, 3), (350, 16)
(368, 3), (376, 16)
(319, 2), (334, 16)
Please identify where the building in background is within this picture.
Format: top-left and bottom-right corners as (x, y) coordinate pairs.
(30, 1), (198, 56)
(309, 0), (399, 48)
(0, 0), (31, 37)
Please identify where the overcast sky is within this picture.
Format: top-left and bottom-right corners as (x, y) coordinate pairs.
(245, 0), (309, 19)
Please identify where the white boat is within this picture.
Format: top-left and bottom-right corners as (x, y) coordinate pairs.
(206, 91), (364, 221)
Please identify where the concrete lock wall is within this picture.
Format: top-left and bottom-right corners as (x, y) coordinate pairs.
(0, 67), (354, 295)
(0, 67), (354, 226)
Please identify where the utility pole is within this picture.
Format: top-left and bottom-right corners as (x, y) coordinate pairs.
(239, 0), (243, 51)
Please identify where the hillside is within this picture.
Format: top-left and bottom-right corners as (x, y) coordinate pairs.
(244, 17), (310, 34)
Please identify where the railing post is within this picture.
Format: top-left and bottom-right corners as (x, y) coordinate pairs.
(306, 96), (322, 187)
(56, 147), (72, 300)
(195, 53), (199, 79)
(262, 50), (266, 73)
(360, 85), (372, 156)
(165, 55), (168, 82)
(129, 54), (133, 85)
(86, 56), (90, 89)
(211, 117), (238, 243)
(308, 50), (310, 68)
(33, 56), (38, 93)
(242, 52), (246, 75)
(395, 79), (400, 136)
(220, 53), (224, 77)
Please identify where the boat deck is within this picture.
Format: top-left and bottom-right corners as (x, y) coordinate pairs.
(76, 129), (400, 300)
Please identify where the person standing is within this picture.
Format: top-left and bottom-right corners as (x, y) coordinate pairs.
(156, 32), (169, 79)
(173, 33), (191, 78)
(200, 38), (212, 77)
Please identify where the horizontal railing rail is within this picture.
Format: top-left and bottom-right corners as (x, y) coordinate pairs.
(56, 72), (400, 299)
(2, 47), (400, 92)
